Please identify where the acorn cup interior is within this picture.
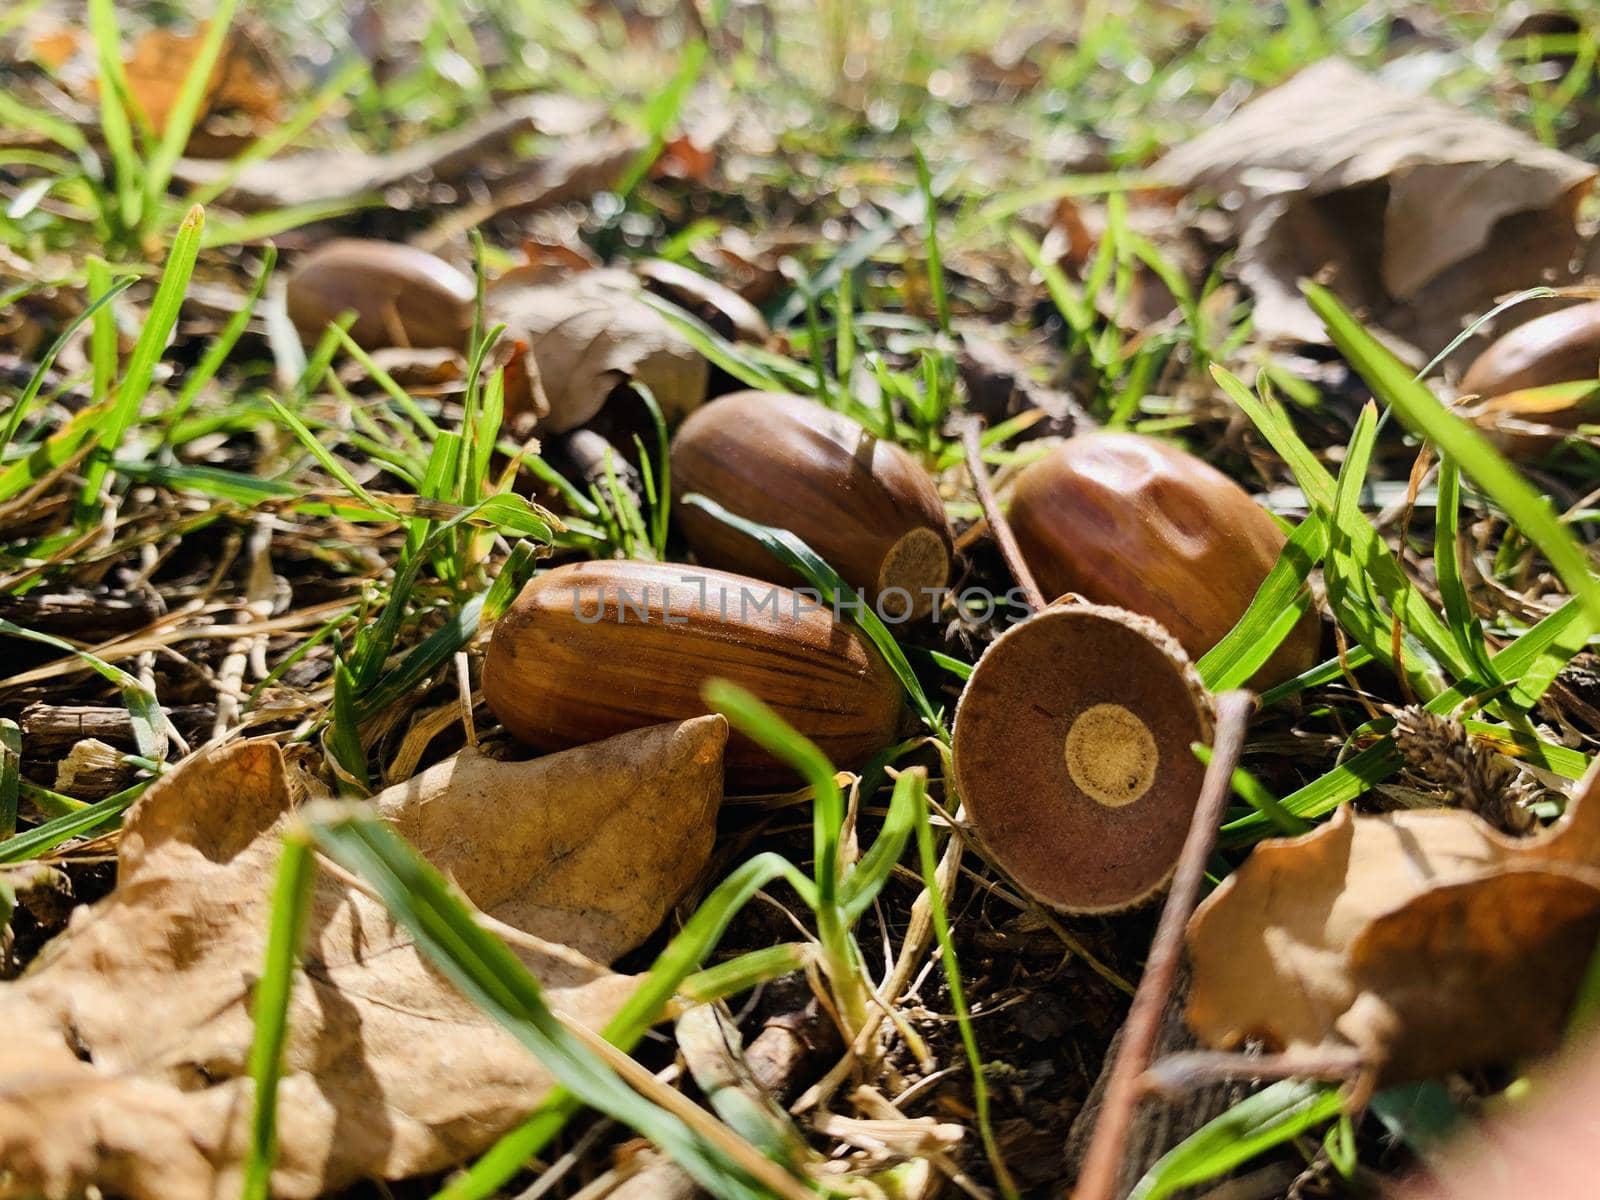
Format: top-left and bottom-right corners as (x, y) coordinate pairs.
(951, 601), (1214, 914)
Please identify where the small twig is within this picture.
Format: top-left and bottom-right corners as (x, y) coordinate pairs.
(1072, 689), (1255, 1200)
(1140, 1048), (1369, 1097)
(961, 422), (1045, 613)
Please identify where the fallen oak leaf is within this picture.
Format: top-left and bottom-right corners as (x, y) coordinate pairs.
(1339, 865), (1600, 1081)
(171, 93), (604, 210)
(488, 268), (709, 432)
(1186, 760), (1600, 1084)
(0, 715), (727, 1199)
(1157, 59), (1596, 360)
(376, 727), (725, 962)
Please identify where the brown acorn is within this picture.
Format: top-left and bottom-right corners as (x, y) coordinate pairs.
(1461, 302), (1600, 399)
(1007, 431), (1318, 687)
(285, 239), (475, 351)
(672, 392), (954, 620)
(1460, 302), (1600, 444)
(482, 560), (904, 787)
(951, 601), (1213, 913)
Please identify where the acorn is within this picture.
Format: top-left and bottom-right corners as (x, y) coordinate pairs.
(951, 601), (1212, 913)
(1007, 432), (1318, 687)
(285, 239), (475, 351)
(1460, 302), (1600, 444)
(1461, 302), (1600, 399)
(672, 392), (954, 620)
(482, 560), (904, 786)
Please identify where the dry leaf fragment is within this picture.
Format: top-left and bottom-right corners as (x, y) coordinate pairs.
(377, 726), (725, 962)
(1186, 760), (1600, 1083)
(171, 93), (604, 210)
(0, 716), (727, 1199)
(1340, 866), (1600, 1081)
(488, 269), (709, 432)
(637, 258), (771, 344)
(1157, 59), (1596, 360)
(116, 25), (282, 158)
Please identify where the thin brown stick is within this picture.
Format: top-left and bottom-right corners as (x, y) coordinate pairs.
(1072, 689), (1255, 1200)
(961, 422), (1046, 613)
(1140, 1047), (1368, 1096)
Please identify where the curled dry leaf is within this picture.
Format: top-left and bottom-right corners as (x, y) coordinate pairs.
(1157, 59), (1597, 360)
(1186, 760), (1600, 1083)
(0, 716), (727, 1199)
(489, 269), (709, 432)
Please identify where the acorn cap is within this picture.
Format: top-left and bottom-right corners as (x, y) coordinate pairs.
(951, 602), (1213, 914)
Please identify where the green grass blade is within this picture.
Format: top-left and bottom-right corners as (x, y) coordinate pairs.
(169, 246), (276, 431)
(241, 829), (316, 1200)
(644, 295), (793, 392)
(328, 660), (369, 790)
(840, 765), (921, 921)
(86, 0), (143, 231)
(353, 545), (538, 722)
(631, 384), (671, 559)
(1127, 1081), (1342, 1200)
(0, 618), (171, 759)
(1306, 281), (1600, 631)
(1434, 457), (1498, 684)
(913, 149), (950, 335)
(142, 0), (238, 227)
(706, 681), (844, 907)
(0, 277), (132, 452)
(432, 851), (812, 1200)
(1193, 744), (1309, 836)
(614, 39), (707, 200)
(0, 781), (150, 864)
(913, 773), (1019, 1199)
(86, 257), (117, 406)
(678, 944), (812, 1006)
(264, 396), (396, 517)
(1212, 363), (1464, 693)
(1224, 592), (1593, 843)
(77, 206), (205, 520)
(0, 92), (88, 155)
(0, 721), (19, 838)
(201, 197), (382, 249)
(1197, 512), (1327, 691)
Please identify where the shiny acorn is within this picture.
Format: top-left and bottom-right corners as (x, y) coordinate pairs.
(1461, 302), (1600, 444)
(1462, 302), (1600, 399)
(285, 239), (474, 351)
(1007, 431), (1318, 687)
(672, 392), (954, 620)
(482, 560), (905, 787)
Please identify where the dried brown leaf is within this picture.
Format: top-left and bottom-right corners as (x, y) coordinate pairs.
(1157, 59), (1597, 359)
(489, 269), (709, 432)
(171, 93), (604, 210)
(0, 715), (727, 1199)
(1186, 761), (1600, 1082)
(116, 25), (282, 158)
